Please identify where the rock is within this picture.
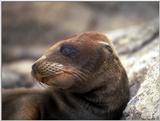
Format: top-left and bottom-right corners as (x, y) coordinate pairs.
(107, 19), (159, 119)
(122, 37), (159, 97)
(108, 18), (159, 97)
(108, 18), (159, 55)
(2, 68), (33, 89)
(2, 45), (47, 63)
(123, 56), (160, 120)
(2, 60), (35, 88)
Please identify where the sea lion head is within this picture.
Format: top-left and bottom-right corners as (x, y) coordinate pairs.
(32, 32), (127, 93)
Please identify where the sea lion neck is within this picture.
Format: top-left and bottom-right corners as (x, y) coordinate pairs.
(46, 84), (109, 114)
(47, 79), (109, 108)
(73, 85), (108, 105)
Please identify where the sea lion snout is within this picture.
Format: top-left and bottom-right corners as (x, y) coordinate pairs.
(32, 57), (44, 75)
(32, 55), (47, 74)
(37, 61), (63, 76)
(32, 56), (64, 83)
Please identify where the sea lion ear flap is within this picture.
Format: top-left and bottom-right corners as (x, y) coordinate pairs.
(98, 41), (113, 53)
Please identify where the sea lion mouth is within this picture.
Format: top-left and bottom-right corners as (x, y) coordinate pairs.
(31, 61), (89, 89)
(31, 61), (64, 83)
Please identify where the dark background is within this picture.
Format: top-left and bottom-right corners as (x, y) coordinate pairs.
(2, 2), (159, 62)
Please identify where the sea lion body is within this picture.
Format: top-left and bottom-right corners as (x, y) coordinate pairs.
(2, 32), (130, 120)
(2, 88), (115, 120)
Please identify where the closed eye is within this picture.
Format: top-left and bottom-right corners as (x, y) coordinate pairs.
(60, 44), (79, 58)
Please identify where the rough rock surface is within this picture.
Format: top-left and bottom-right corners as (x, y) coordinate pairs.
(123, 58), (160, 120)
(108, 19), (159, 119)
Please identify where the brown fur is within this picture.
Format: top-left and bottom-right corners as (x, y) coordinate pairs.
(2, 32), (130, 120)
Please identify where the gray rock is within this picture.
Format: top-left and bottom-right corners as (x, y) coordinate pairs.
(2, 60), (35, 88)
(108, 19), (160, 119)
(124, 37), (159, 97)
(123, 56), (160, 120)
(108, 18), (159, 55)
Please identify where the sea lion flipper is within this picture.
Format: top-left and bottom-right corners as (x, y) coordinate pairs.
(2, 90), (40, 120)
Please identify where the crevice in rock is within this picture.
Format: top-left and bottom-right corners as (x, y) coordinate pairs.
(130, 31), (159, 54)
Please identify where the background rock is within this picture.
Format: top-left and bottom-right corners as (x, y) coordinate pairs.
(108, 18), (159, 97)
(108, 18), (159, 120)
(2, 60), (35, 88)
(2, 2), (158, 62)
(123, 57), (160, 120)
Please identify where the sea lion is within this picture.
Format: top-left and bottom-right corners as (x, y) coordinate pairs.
(2, 32), (130, 120)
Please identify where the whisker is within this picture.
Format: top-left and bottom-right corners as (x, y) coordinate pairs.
(40, 82), (49, 88)
(31, 77), (41, 86)
(63, 69), (88, 82)
(75, 70), (89, 80)
(74, 71), (86, 81)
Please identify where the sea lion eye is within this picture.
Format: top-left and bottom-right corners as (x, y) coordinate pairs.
(60, 44), (79, 58)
